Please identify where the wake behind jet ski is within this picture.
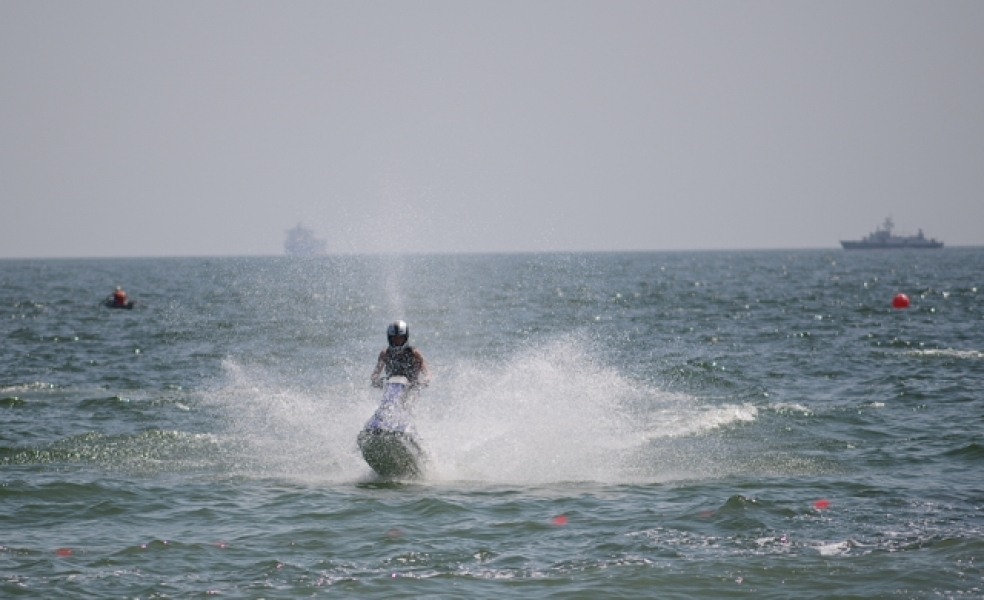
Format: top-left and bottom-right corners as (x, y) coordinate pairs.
(359, 320), (431, 478)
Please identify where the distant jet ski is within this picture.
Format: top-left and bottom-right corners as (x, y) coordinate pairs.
(357, 376), (428, 478)
(103, 287), (135, 309)
(103, 298), (135, 309)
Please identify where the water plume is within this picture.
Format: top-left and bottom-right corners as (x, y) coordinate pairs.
(208, 336), (758, 484)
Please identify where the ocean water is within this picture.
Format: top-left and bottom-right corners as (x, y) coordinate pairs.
(1, 249), (982, 598)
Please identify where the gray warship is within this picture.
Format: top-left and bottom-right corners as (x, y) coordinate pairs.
(840, 218), (943, 250)
(284, 222), (327, 256)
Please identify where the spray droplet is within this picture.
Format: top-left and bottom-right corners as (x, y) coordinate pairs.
(551, 514), (568, 525)
(814, 499), (830, 510)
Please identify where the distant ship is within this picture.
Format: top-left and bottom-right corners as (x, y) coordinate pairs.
(284, 222), (326, 256)
(840, 218), (943, 250)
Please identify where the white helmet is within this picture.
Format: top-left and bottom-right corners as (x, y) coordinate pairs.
(387, 320), (409, 349)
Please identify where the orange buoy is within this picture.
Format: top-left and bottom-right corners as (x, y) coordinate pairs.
(892, 294), (910, 309)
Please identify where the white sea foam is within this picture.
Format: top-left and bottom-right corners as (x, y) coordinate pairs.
(209, 337), (759, 484)
(816, 540), (853, 556)
(769, 402), (812, 415)
(0, 381), (58, 393)
(906, 348), (984, 359)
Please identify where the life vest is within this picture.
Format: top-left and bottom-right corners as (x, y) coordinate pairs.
(384, 346), (420, 382)
(113, 291), (128, 306)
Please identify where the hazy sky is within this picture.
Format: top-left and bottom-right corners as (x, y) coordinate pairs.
(2, 1), (982, 257)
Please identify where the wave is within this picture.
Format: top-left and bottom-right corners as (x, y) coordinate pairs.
(905, 349), (984, 359)
(0, 382), (59, 393)
(943, 443), (984, 461)
(0, 430), (224, 473)
(768, 402), (813, 415)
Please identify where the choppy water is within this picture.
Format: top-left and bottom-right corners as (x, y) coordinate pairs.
(2, 249), (982, 598)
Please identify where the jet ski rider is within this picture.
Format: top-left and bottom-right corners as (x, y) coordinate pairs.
(105, 286), (133, 308)
(371, 320), (430, 390)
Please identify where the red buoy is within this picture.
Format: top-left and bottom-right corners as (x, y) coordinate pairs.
(892, 294), (910, 309)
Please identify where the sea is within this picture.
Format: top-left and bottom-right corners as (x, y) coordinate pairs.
(1, 249), (982, 598)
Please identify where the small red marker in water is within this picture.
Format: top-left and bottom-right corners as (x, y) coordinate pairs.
(892, 294), (910, 309)
(551, 515), (568, 525)
(55, 548), (72, 556)
(814, 499), (830, 510)
(697, 510), (715, 518)
(386, 528), (403, 537)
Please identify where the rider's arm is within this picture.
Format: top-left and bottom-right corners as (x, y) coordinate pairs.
(370, 351), (386, 388)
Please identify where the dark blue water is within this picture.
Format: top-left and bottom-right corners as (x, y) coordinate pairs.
(2, 250), (982, 597)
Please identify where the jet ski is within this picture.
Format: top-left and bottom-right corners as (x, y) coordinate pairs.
(357, 376), (428, 478)
(103, 298), (135, 309)
(104, 288), (135, 309)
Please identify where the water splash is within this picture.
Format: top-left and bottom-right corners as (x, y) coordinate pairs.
(418, 338), (758, 483)
(206, 360), (371, 479)
(208, 337), (758, 484)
